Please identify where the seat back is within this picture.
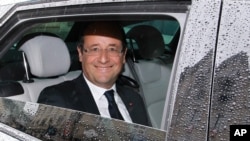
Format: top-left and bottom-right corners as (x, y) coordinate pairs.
(127, 25), (173, 128)
(7, 35), (80, 102)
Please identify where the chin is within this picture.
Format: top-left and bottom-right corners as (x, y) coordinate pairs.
(96, 78), (114, 85)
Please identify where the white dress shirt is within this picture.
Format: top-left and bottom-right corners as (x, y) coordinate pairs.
(83, 75), (132, 123)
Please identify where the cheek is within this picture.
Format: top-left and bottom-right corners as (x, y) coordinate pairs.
(115, 58), (126, 70)
(81, 56), (93, 66)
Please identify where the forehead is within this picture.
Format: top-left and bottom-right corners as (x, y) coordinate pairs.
(83, 35), (123, 45)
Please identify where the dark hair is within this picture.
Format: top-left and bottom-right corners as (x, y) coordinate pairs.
(77, 21), (127, 51)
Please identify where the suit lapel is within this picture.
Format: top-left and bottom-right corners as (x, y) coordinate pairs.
(116, 85), (136, 121)
(117, 85), (150, 126)
(73, 75), (100, 115)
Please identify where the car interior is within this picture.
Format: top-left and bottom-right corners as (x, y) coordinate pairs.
(0, 18), (180, 129)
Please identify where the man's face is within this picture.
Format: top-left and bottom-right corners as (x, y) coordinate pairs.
(77, 35), (126, 89)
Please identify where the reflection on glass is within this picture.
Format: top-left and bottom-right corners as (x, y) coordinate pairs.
(0, 98), (166, 140)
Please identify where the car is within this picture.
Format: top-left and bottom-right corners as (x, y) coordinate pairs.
(0, 0), (249, 140)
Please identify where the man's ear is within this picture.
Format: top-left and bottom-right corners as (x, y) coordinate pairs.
(77, 46), (83, 62)
(122, 48), (127, 64)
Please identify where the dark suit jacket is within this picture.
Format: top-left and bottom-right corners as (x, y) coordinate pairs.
(37, 74), (150, 126)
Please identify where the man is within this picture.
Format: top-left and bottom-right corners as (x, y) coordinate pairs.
(37, 21), (150, 126)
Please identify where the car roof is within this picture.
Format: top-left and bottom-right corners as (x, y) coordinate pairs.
(0, 0), (191, 20)
(0, 0), (148, 20)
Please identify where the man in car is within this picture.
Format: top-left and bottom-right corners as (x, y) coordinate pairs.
(37, 21), (150, 126)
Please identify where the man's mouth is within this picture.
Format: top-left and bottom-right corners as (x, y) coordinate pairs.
(95, 65), (113, 71)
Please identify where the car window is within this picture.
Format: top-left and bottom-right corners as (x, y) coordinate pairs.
(0, 18), (180, 129)
(0, 4), (190, 140)
(0, 97), (166, 140)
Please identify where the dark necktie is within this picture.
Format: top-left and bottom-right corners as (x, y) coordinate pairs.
(104, 90), (124, 120)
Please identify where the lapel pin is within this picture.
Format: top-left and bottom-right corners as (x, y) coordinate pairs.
(129, 102), (133, 106)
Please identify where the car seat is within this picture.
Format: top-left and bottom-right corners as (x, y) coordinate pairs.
(7, 34), (81, 102)
(127, 25), (173, 128)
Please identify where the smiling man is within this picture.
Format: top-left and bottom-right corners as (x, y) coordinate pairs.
(37, 21), (150, 126)
(78, 22), (127, 89)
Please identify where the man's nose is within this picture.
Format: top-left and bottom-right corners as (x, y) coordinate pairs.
(98, 49), (110, 63)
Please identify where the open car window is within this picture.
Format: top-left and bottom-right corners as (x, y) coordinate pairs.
(0, 16), (182, 130)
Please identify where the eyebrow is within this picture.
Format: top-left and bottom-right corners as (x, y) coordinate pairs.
(108, 44), (120, 47)
(87, 43), (120, 48)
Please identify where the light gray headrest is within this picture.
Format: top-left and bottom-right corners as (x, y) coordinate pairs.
(127, 25), (165, 59)
(19, 35), (71, 77)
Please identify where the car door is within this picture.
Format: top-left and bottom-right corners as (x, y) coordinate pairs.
(209, 0), (250, 141)
(161, 0), (222, 140)
(161, 0), (250, 141)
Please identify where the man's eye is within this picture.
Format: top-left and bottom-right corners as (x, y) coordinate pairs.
(108, 48), (118, 52)
(91, 47), (99, 52)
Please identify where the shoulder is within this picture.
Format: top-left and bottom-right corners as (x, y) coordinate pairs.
(43, 80), (75, 94)
(37, 76), (81, 103)
(37, 80), (74, 103)
(42, 74), (83, 93)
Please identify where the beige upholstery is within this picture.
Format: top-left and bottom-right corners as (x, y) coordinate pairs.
(8, 35), (80, 102)
(19, 35), (71, 77)
(134, 60), (172, 128)
(127, 25), (172, 128)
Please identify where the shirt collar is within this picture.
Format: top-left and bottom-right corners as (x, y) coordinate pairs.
(83, 74), (117, 100)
